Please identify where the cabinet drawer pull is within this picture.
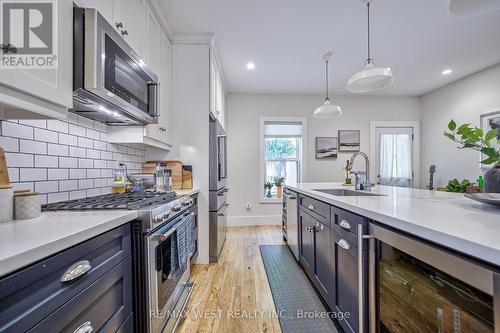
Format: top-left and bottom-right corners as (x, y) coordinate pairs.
(121, 30), (128, 36)
(73, 321), (93, 333)
(339, 219), (352, 230)
(320, 224), (324, 231)
(307, 204), (314, 210)
(338, 239), (351, 250)
(306, 226), (315, 233)
(61, 260), (92, 282)
(115, 22), (123, 29)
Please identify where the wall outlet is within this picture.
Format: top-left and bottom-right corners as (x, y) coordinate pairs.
(246, 203), (252, 209)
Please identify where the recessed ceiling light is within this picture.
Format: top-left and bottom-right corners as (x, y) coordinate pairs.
(442, 69), (453, 75)
(246, 62), (255, 70)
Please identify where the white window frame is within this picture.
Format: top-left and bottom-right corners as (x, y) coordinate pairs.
(260, 116), (307, 203)
(369, 121), (420, 188)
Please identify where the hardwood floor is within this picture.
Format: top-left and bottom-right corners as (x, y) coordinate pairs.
(177, 225), (285, 333)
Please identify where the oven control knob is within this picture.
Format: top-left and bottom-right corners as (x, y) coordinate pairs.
(172, 205), (182, 212)
(162, 212), (170, 220)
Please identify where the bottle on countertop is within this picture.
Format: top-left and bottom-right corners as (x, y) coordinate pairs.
(477, 176), (484, 188)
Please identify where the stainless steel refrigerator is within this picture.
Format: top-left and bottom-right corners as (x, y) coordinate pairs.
(209, 116), (228, 262)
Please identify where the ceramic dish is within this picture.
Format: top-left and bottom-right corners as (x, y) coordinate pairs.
(464, 193), (500, 207)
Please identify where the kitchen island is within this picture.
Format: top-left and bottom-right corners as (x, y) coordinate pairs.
(284, 182), (500, 333)
(287, 182), (500, 267)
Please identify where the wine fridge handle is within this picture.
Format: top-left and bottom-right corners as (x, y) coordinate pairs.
(358, 223), (374, 333)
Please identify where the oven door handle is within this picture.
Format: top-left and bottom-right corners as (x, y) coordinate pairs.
(158, 226), (176, 242)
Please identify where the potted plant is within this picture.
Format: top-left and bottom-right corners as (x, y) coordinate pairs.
(264, 181), (274, 198)
(444, 120), (500, 193)
(274, 176), (285, 198)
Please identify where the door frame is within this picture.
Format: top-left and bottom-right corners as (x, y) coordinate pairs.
(369, 121), (420, 188)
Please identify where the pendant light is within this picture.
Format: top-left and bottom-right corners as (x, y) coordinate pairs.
(346, 0), (394, 93)
(313, 53), (343, 118)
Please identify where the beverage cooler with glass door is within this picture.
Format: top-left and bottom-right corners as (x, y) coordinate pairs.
(365, 223), (499, 333)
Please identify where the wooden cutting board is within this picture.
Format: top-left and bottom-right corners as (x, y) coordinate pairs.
(0, 148), (10, 187)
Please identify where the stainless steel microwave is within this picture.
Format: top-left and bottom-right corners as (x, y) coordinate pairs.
(72, 7), (159, 125)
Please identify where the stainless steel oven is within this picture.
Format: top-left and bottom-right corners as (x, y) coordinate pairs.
(146, 211), (195, 333)
(364, 223), (500, 333)
(73, 7), (159, 125)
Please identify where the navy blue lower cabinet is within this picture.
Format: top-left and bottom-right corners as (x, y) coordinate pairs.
(0, 224), (133, 333)
(332, 227), (359, 333)
(299, 210), (315, 273)
(27, 256), (133, 333)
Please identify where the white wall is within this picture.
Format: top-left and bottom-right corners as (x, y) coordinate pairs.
(146, 43), (211, 264)
(226, 94), (421, 225)
(420, 63), (500, 188)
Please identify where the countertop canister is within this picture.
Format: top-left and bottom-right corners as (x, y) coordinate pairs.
(14, 192), (41, 220)
(0, 185), (14, 223)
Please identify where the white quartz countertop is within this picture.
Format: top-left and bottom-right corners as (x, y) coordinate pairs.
(286, 182), (500, 267)
(0, 210), (138, 277)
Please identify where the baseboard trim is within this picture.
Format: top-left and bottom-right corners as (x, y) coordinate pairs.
(227, 215), (281, 226)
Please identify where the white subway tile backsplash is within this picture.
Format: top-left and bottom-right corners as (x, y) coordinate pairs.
(68, 124), (86, 137)
(48, 168), (69, 180)
(48, 192), (69, 203)
(47, 120), (69, 133)
(19, 120), (46, 129)
(20, 168), (47, 181)
(59, 133), (78, 146)
(59, 180), (78, 191)
(69, 146), (86, 158)
(1, 114), (146, 201)
(59, 157), (78, 168)
(7, 168), (19, 182)
(86, 168), (101, 179)
(5, 153), (33, 167)
(86, 149), (100, 159)
(35, 181), (59, 193)
(78, 179), (93, 189)
(0, 136), (19, 152)
(12, 182), (34, 191)
(35, 155), (58, 168)
(69, 190), (86, 200)
(69, 168), (86, 179)
(78, 158), (93, 168)
(86, 188), (101, 197)
(86, 128), (101, 140)
(94, 159), (106, 168)
(20, 139), (47, 154)
(93, 140), (107, 151)
(48, 143), (69, 156)
(78, 137), (93, 149)
(34, 128), (59, 143)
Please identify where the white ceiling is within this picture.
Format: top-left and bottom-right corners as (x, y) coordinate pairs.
(159, 0), (500, 96)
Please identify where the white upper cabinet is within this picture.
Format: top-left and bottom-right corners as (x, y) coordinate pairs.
(210, 50), (226, 128)
(74, 0), (145, 57)
(0, 0), (73, 119)
(108, 0), (172, 150)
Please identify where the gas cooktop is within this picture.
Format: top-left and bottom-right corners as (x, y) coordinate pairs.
(42, 192), (177, 211)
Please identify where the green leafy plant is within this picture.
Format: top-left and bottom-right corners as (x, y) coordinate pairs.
(444, 119), (500, 165)
(274, 176), (285, 187)
(447, 178), (474, 193)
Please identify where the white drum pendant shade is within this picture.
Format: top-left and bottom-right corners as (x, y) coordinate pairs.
(346, 62), (394, 93)
(448, 0), (500, 16)
(313, 99), (343, 118)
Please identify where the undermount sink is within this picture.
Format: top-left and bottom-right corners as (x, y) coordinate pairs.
(313, 189), (385, 197)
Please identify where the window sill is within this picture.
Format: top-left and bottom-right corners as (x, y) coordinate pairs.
(260, 198), (282, 204)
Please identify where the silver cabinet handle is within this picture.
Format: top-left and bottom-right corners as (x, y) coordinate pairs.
(73, 321), (93, 333)
(320, 224), (324, 231)
(121, 30), (128, 36)
(61, 260), (92, 282)
(316, 222), (320, 228)
(306, 226), (315, 233)
(308, 204), (314, 210)
(339, 219), (352, 230)
(115, 22), (123, 29)
(338, 239), (351, 250)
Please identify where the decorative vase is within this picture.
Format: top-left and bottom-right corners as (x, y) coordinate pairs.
(277, 185), (283, 198)
(266, 189), (272, 198)
(484, 164), (500, 193)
